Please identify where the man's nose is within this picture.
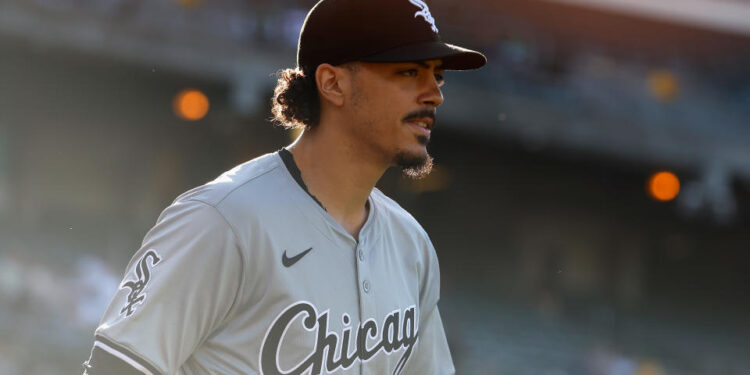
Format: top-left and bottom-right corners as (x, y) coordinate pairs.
(420, 77), (444, 108)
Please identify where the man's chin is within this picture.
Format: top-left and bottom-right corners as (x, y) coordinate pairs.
(394, 149), (434, 180)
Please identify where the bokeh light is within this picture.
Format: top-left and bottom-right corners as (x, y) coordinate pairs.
(173, 89), (210, 121)
(647, 70), (680, 102)
(648, 171), (680, 202)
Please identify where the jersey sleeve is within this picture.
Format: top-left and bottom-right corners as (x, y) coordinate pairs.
(402, 234), (456, 375)
(83, 199), (244, 375)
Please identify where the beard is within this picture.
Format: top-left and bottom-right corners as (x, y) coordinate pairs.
(394, 135), (434, 179)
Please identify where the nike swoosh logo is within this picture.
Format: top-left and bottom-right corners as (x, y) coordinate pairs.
(282, 247), (313, 267)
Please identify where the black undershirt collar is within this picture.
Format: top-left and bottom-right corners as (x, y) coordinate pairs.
(278, 148), (327, 211)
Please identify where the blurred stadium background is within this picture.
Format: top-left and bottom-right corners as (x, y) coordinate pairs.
(1, 0), (749, 374)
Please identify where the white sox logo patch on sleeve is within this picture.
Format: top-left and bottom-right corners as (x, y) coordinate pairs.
(409, 0), (438, 33)
(260, 302), (418, 375)
(119, 249), (161, 317)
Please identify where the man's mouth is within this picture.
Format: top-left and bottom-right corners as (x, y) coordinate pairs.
(403, 107), (436, 130)
(406, 120), (432, 138)
(405, 117), (434, 130)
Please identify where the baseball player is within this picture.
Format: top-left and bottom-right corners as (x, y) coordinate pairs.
(82, 0), (485, 374)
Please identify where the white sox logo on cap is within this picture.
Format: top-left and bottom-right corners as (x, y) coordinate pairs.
(297, 0), (486, 71)
(408, 0), (438, 33)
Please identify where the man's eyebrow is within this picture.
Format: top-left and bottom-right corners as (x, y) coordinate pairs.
(411, 61), (444, 70)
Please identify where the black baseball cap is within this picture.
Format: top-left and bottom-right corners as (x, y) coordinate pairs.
(297, 0), (487, 73)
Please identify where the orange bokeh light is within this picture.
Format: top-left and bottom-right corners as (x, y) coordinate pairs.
(173, 89), (209, 121)
(647, 70), (679, 102)
(648, 171), (680, 202)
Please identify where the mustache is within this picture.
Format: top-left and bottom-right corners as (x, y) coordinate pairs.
(402, 108), (436, 123)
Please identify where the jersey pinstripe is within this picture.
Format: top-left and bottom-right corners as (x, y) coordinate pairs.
(84, 150), (454, 375)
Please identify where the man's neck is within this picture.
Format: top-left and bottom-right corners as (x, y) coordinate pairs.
(287, 127), (386, 239)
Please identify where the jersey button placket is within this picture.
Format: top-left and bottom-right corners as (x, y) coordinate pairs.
(354, 239), (374, 375)
(356, 243), (372, 297)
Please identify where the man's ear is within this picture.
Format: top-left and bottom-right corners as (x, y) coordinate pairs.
(315, 63), (349, 107)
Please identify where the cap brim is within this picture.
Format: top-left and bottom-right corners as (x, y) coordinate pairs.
(359, 41), (487, 70)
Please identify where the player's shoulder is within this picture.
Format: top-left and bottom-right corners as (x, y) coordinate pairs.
(370, 187), (430, 241)
(172, 151), (284, 208)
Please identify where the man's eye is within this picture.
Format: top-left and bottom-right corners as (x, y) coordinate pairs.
(401, 69), (418, 76)
(434, 74), (445, 87)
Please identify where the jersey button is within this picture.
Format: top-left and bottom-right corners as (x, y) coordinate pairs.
(358, 248), (365, 262)
(363, 280), (371, 293)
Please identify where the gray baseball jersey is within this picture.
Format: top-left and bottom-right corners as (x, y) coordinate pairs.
(83, 150), (454, 375)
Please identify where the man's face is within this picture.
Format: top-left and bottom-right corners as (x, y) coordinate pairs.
(343, 59), (444, 178)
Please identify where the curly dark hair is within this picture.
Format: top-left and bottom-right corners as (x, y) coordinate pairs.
(271, 68), (320, 130)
